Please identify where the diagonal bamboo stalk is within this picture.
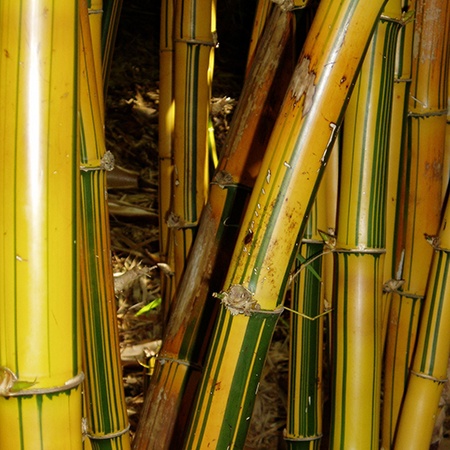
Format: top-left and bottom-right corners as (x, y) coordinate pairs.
(133, 7), (295, 449)
(0, 1), (82, 447)
(182, 0), (388, 447)
(78, 2), (131, 449)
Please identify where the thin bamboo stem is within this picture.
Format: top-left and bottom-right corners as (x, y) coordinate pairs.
(183, 0), (388, 447)
(79, 2), (131, 448)
(0, 1), (82, 447)
(169, 0), (215, 289)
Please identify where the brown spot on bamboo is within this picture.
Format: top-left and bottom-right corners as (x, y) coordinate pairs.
(290, 56), (316, 115)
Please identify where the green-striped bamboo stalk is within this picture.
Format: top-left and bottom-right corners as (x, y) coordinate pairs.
(88, 0), (104, 120)
(0, 1), (82, 448)
(159, 0), (175, 326)
(101, 0), (123, 97)
(79, 3), (131, 448)
(284, 200), (326, 449)
(182, 1), (388, 448)
(380, 3), (418, 448)
(382, 0), (449, 446)
(285, 115), (339, 450)
(133, 7), (295, 449)
(324, 2), (403, 448)
(393, 185), (450, 450)
(394, 1), (450, 449)
(168, 0), (215, 290)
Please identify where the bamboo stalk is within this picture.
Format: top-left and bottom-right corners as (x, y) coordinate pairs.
(284, 209), (325, 449)
(329, 3), (403, 447)
(0, 1), (82, 448)
(169, 0), (216, 290)
(159, 0), (176, 327)
(182, 1), (388, 447)
(78, 2), (131, 448)
(391, 1), (450, 448)
(133, 7), (295, 449)
(382, 0), (449, 446)
(246, 0), (273, 73)
(88, 0), (104, 120)
(393, 187), (450, 450)
(101, 0), (123, 96)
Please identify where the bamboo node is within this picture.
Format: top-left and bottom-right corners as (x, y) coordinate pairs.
(424, 233), (441, 250)
(211, 170), (234, 188)
(410, 370), (448, 384)
(84, 422), (131, 440)
(80, 151), (115, 172)
(383, 278), (405, 293)
(213, 284), (261, 316)
(174, 31), (218, 47)
(0, 369), (84, 397)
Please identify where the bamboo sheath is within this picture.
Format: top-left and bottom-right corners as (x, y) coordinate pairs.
(79, 3), (131, 449)
(183, 1), (388, 448)
(169, 0), (215, 292)
(133, 7), (295, 449)
(0, 1), (82, 448)
(329, 3), (402, 448)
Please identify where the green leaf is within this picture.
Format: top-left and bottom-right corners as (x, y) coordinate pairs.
(136, 297), (162, 316)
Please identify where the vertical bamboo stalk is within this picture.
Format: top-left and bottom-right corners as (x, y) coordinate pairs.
(380, 7), (417, 448)
(183, 1), (388, 448)
(0, 1), (82, 448)
(284, 203), (326, 450)
(392, 1), (450, 448)
(133, 7), (295, 449)
(329, 2), (402, 447)
(169, 0), (215, 289)
(159, 0), (176, 326)
(101, 0), (123, 96)
(88, 0), (104, 119)
(78, 2), (131, 449)
(383, 0), (449, 446)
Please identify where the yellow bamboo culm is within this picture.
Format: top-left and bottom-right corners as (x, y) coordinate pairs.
(330, 1), (403, 447)
(0, 1), (82, 448)
(392, 0), (450, 448)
